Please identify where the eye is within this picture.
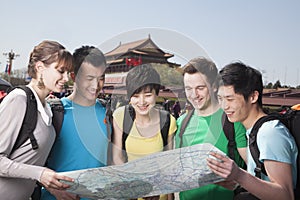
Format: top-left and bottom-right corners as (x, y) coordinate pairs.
(57, 69), (65, 74)
(86, 76), (94, 81)
(99, 75), (105, 81)
(196, 86), (205, 90)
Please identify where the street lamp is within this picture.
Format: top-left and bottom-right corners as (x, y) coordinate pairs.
(3, 49), (19, 82)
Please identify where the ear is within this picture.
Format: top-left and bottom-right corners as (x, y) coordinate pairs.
(249, 91), (259, 104)
(35, 61), (46, 73)
(70, 72), (76, 81)
(213, 85), (218, 93)
(211, 82), (218, 95)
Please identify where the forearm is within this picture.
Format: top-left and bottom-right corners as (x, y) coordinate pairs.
(235, 168), (294, 200)
(0, 155), (44, 181)
(112, 147), (126, 165)
(207, 152), (294, 200)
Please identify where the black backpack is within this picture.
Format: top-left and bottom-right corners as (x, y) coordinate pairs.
(121, 105), (170, 154)
(0, 86), (113, 153)
(0, 86), (65, 153)
(247, 109), (300, 198)
(178, 108), (237, 160)
(1, 86), (113, 200)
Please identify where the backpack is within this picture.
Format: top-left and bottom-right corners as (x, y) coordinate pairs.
(248, 108), (300, 198)
(0, 86), (65, 153)
(121, 105), (170, 153)
(178, 108), (237, 160)
(0, 85), (113, 153)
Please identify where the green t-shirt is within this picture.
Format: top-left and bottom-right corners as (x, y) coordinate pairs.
(175, 108), (247, 200)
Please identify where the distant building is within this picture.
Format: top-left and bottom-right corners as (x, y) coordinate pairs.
(104, 35), (179, 74)
(262, 88), (300, 107)
(103, 36), (180, 98)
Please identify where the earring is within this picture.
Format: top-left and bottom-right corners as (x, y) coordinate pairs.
(37, 74), (45, 89)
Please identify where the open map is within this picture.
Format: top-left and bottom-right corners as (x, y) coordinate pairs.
(60, 143), (224, 199)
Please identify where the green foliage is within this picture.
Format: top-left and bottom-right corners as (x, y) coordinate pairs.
(273, 80), (282, 89)
(265, 82), (273, 89)
(151, 63), (183, 88)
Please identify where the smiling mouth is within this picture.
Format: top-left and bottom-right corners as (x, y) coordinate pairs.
(225, 112), (234, 117)
(88, 91), (97, 96)
(137, 105), (149, 111)
(57, 83), (65, 89)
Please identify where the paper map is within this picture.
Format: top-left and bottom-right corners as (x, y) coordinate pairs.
(60, 143), (224, 199)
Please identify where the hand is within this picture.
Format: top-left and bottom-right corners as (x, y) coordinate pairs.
(207, 151), (240, 181)
(40, 168), (74, 190)
(47, 188), (80, 200)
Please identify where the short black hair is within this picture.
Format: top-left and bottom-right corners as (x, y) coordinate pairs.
(73, 46), (106, 75)
(126, 64), (161, 99)
(219, 61), (263, 107)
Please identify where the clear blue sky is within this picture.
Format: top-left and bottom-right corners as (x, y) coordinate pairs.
(1, 0), (299, 86)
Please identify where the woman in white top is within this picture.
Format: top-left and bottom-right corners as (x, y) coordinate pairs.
(0, 40), (74, 200)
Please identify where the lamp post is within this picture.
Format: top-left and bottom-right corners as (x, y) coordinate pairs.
(3, 49), (19, 82)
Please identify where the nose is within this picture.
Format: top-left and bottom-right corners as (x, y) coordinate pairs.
(89, 78), (99, 90)
(190, 88), (199, 99)
(62, 71), (69, 82)
(138, 95), (145, 104)
(220, 99), (229, 110)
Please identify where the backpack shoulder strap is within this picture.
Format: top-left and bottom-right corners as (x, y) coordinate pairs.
(178, 108), (195, 148)
(122, 105), (135, 151)
(47, 98), (64, 137)
(221, 112), (236, 160)
(12, 86), (38, 151)
(98, 98), (114, 165)
(159, 109), (170, 148)
(102, 98), (113, 139)
(249, 115), (279, 178)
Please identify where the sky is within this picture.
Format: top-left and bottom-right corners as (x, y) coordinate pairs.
(0, 0), (299, 86)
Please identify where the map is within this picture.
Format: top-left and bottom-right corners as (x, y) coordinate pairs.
(60, 143), (224, 199)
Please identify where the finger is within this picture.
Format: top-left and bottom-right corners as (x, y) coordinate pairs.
(209, 151), (228, 160)
(207, 157), (223, 166)
(207, 160), (228, 175)
(52, 178), (71, 189)
(56, 174), (74, 183)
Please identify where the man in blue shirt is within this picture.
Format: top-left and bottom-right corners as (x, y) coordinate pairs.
(207, 62), (298, 200)
(41, 46), (110, 200)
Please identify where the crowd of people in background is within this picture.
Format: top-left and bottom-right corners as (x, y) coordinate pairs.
(0, 40), (298, 200)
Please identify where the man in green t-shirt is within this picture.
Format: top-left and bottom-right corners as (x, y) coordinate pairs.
(175, 57), (247, 200)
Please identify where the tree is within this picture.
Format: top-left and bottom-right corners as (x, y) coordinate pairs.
(265, 82), (273, 89)
(273, 80), (282, 89)
(152, 64), (183, 88)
